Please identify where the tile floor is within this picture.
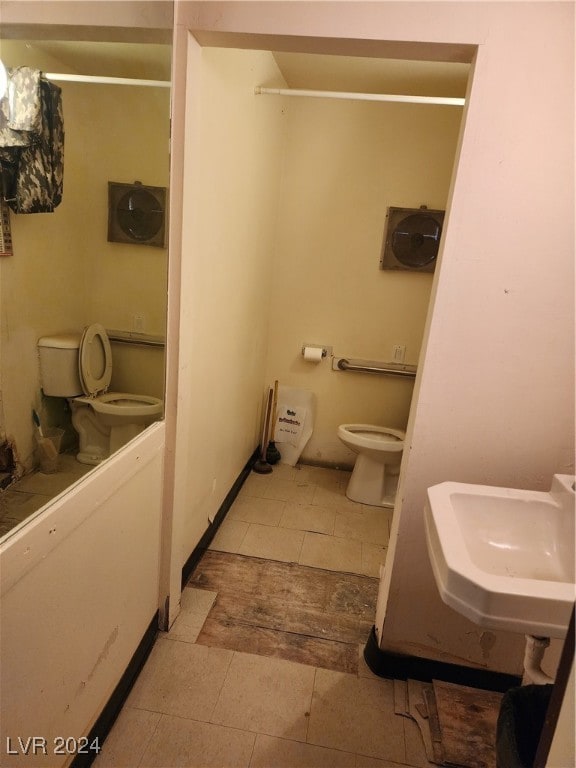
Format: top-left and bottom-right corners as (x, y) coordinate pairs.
(209, 463), (392, 578)
(0, 453), (92, 538)
(93, 463), (436, 768)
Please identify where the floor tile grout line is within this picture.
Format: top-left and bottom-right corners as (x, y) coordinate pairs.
(251, 730), (366, 764)
(329, 504), (336, 536)
(294, 518), (308, 564)
(305, 665), (318, 744)
(197, 547), (378, 575)
(133, 708), (266, 762)
(197, 616), (368, 653)
(239, 489), (376, 516)
(229, 514), (388, 548)
(134, 707), (253, 731)
(135, 710), (163, 768)
(121, 703), (167, 716)
(246, 729), (258, 767)
(235, 519), (251, 552)
(209, 544), (379, 580)
(207, 646), (237, 726)
(230, 502), (390, 547)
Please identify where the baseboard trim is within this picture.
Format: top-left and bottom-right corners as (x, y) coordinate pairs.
(71, 611), (159, 768)
(181, 447), (260, 589)
(364, 626), (522, 692)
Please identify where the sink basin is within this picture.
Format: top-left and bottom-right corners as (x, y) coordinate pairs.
(424, 473), (575, 638)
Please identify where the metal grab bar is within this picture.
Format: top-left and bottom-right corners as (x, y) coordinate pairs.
(334, 357), (417, 378)
(107, 329), (165, 348)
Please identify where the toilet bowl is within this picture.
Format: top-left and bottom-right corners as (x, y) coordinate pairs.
(69, 392), (163, 464)
(38, 324), (163, 465)
(337, 424), (405, 507)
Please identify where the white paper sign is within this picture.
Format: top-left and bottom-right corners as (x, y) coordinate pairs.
(274, 405), (306, 447)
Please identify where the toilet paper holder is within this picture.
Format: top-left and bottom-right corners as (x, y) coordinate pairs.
(301, 343), (332, 359)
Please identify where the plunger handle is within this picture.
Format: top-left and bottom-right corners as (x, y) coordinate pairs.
(260, 387), (273, 459)
(269, 380), (279, 444)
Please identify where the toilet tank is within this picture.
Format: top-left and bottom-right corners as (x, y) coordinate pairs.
(38, 333), (83, 397)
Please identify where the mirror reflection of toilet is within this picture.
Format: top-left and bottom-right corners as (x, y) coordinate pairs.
(38, 324), (163, 465)
(337, 424), (405, 507)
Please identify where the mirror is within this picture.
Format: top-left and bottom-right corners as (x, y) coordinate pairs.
(0, 37), (172, 539)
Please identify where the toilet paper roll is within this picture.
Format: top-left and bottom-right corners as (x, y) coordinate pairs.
(303, 346), (323, 363)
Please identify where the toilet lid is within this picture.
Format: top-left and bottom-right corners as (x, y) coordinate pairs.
(79, 323), (112, 396)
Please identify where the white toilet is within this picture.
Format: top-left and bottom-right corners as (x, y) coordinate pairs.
(38, 324), (163, 465)
(337, 424), (405, 507)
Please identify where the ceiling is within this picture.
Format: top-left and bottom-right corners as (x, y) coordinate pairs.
(273, 52), (469, 98)
(0, 40), (469, 96)
(0, 40), (172, 80)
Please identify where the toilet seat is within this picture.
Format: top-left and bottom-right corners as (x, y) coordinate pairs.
(338, 424), (405, 453)
(78, 392), (163, 419)
(79, 323), (112, 396)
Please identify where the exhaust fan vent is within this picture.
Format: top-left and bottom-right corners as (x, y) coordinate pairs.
(380, 205), (444, 272)
(108, 181), (167, 248)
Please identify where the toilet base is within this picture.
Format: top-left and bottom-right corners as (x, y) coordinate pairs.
(77, 450), (106, 466)
(346, 453), (400, 507)
(71, 400), (153, 465)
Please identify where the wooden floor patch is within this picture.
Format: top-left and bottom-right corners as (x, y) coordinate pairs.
(188, 550), (378, 674)
(433, 679), (503, 768)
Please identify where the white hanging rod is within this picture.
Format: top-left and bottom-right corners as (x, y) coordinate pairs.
(255, 86), (464, 106)
(44, 73), (170, 88)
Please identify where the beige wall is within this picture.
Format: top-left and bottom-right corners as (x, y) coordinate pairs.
(171, 43), (287, 566)
(266, 96), (461, 464)
(110, 343), (166, 399)
(0, 41), (169, 471)
(374, 3), (575, 676)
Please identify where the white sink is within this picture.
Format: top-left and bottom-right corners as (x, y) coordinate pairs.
(424, 473), (575, 638)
